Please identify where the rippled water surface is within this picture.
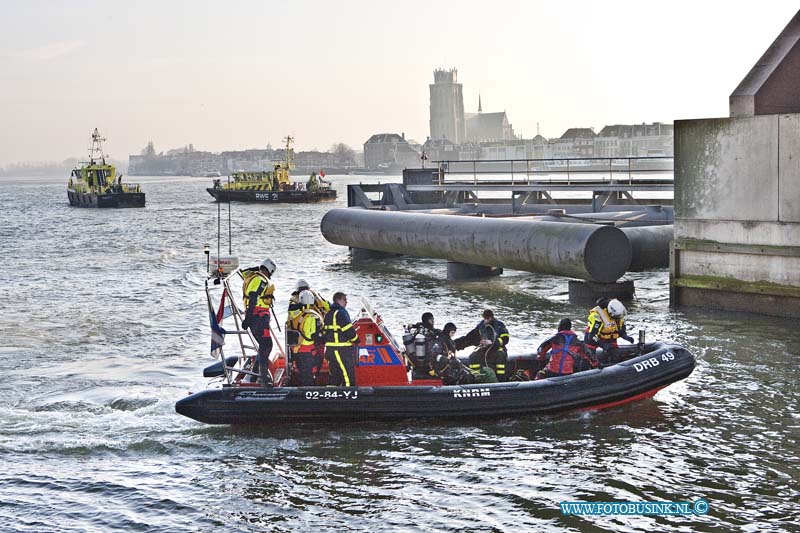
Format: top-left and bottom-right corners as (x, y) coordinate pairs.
(1, 175), (798, 532)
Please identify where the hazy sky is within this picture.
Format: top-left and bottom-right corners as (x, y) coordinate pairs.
(1, 0), (797, 166)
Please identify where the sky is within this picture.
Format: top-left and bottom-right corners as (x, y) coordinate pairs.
(0, 0), (798, 166)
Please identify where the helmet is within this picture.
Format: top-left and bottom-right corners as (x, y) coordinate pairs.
(299, 290), (315, 306)
(607, 299), (626, 318)
(260, 258), (276, 276)
(294, 279), (310, 291)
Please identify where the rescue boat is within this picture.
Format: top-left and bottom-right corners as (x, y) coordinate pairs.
(68, 129), (145, 208)
(206, 136), (336, 203)
(175, 269), (695, 425)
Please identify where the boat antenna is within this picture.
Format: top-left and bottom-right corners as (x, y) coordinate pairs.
(90, 128), (107, 165)
(217, 188), (221, 273)
(227, 174), (232, 254)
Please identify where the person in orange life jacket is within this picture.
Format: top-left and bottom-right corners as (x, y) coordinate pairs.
(455, 309), (510, 381)
(584, 298), (634, 364)
(293, 290), (324, 386)
(535, 318), (598, 379)
(241, 258), (277, 386)
(322, 292), (359, 387)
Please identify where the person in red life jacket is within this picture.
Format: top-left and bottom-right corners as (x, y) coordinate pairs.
(536, 318), (597, 379)
(241, 258), (277, 387)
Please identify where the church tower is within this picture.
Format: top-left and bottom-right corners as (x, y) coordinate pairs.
(429, 68), (466, 144)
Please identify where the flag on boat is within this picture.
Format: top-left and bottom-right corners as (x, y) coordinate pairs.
(320, 169), (326, 178)
(210, 310), (226, 357)
(215, 289), (233, 321)
(210, 291), (227, 357)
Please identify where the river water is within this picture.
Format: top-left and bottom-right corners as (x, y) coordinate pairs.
(0, 175), (798, 532)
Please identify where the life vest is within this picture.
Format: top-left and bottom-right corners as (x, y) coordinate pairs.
(243, 272), (275, 315)
(545, 331), (586, 375)
(587, 306), (623, 342)
(287, 294), (304, 331)
(296, 308), (323, 353)
(287, 290), (330, 330)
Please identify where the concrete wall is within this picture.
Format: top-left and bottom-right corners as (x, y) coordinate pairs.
(671, 113), (800, 316)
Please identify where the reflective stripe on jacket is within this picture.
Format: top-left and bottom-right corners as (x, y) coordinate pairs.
(323, 304), (358, 347)
(297, 308), (323, 352)
(288, 290), (330, 330)
(243, 272), (275, 312)
(478, 319), (510, 348)
(586, 306), (624, 342)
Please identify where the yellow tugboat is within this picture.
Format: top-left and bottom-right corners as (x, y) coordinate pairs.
(68, 129), (145, 208)
(207, 136), (336, 203)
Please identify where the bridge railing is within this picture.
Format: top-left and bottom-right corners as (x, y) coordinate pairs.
(433, 156), (673, 186)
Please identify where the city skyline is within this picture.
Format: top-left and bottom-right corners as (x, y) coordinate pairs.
(1, 0), (797, 167)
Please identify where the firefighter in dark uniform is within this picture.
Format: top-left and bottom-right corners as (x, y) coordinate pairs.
(241, 258), (277, 387)
(456, 309), (511, 381)
(323, 292), (359, 387)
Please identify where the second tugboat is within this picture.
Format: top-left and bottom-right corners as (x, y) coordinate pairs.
(68, 129), (145, 208)
(207, 136), (337, 203)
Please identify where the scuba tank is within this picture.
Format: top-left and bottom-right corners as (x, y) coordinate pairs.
(402, 331), (415, 355)
(414, 334), (427, 361)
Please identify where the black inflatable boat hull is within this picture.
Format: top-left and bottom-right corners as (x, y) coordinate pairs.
(176, 343), (694, 425)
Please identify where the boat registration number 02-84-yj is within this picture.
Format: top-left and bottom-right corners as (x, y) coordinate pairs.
(633, 352), (675, 373)
(305, 390), (359, 400)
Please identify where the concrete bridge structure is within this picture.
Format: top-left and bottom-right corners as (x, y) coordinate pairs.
(671, 9), (800, 317)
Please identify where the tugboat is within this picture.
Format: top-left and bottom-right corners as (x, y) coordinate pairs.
(176, 268), (695, 425)
(207, 136), (337, 203)
(67, 129), (145, 208)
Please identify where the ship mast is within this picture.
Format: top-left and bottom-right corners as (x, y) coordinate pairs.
(89, 128), (108, 165)
(282, 135), (294, 170)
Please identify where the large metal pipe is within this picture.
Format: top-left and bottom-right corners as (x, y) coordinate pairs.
(621, 225), (673, 271)
(321, 208), (632, 282)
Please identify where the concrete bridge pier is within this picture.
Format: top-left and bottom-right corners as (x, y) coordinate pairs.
(671, 9), (800, 317)
(568, 280), (636, 303)
(447, 262), (503, 280)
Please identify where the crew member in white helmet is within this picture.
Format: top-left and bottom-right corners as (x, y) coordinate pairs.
(584, 297), (634, 360)
(241, 258), (277, 386)
(293, 290), (325, 386)
(287, 279), (330, 330)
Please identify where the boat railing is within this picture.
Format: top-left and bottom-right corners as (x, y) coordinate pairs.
(204, 270), (287, 387)
(119, 183), (141, 193)
(359, 296), (404, 355)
